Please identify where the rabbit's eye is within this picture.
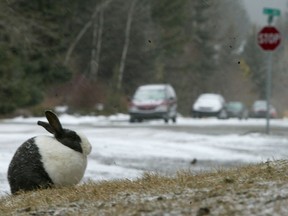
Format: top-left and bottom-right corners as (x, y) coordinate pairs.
(56, 130), (83, 153)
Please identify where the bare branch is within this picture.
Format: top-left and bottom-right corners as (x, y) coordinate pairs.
(117, 0), (138, 90)
(64, 20), (92, 66)
(64, 0), (113, 66)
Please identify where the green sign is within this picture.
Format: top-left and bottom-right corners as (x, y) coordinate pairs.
(263, 8), (281, 16)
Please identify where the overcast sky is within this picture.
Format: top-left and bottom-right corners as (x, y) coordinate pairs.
(242, 0), (288, 25)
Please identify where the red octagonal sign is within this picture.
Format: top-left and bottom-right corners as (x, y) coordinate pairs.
(258, 26), (281, 51)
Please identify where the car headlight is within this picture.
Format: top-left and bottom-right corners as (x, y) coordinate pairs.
(129, 103), (138, 112)
(193, 104), (201, 111)
(211, 105), (222, 112)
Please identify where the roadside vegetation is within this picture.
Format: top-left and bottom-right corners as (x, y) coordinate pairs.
(1, 160), (288, 215)
(1, 1), (288, 117)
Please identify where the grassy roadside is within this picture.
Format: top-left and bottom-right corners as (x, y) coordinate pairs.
(1, 160), (288, 215)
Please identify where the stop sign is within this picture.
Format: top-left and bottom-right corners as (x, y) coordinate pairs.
(258, 26), (281, 51)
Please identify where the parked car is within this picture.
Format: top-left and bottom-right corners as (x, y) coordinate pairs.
(192, 93), (227, 119)
(128, 84), (177, 123)
(250, 100), (277, 118)
(226, 101), (248, 120)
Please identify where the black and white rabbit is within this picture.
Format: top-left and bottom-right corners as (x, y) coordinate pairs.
(7, 110), (92, 194)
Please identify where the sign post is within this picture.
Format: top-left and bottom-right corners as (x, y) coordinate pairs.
(257, 24), (281, 134)
(263, 8), (281, 25)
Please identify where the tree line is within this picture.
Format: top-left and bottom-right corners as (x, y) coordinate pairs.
(0, 0), (287, 116)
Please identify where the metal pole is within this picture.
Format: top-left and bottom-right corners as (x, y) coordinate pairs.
(265, 15), (273, 135)
(266, 51), (272, 134)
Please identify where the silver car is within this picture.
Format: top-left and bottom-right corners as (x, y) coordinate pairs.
(192, 93), (227, 119)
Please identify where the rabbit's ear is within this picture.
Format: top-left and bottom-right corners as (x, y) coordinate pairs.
(44, 110), (63, 134)
(37, 121), (55, 134)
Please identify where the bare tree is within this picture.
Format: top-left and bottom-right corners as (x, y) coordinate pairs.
(117, 0), (138, 90)
(90, 13), (98, 79)
(64, 0), (113, 66)
(90, 9), (104, 80)
(95, 10), (104, 78)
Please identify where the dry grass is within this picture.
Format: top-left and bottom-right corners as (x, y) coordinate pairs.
(1, 160), (288, 215)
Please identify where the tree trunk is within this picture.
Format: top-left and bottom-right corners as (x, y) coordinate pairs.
(95, 10), (104, 78)
(64, 0), (113, 66)
(117, 0), (138, 90)
(90, 14), (98, 78)
(90, 9), (104, 80)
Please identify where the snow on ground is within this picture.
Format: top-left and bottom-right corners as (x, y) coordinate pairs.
(1, 114), (288, 196)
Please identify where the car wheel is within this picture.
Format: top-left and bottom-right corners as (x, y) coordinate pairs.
(218, 109), (228, 119)
(172, 117), (177, 123)
(129, 117), (135, 123)
(164, 118), (169, 123)
(193, 113), (201, 118)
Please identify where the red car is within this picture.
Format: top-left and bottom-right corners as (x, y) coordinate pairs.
(128, 84), (177, 123)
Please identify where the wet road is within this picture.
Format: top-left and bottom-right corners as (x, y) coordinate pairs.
(154, 124), (288, 136)
(87, 121), (288, 136)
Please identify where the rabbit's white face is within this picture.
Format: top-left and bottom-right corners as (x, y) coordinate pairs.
(77, 132), (92, 156)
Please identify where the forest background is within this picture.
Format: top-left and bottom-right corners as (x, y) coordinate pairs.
(0, 0), (288, 117)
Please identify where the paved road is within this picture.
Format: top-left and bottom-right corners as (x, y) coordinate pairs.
(87, 122), (288, 137)
(153, 124), (288, 136)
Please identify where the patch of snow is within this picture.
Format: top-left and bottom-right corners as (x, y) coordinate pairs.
(1, 114), (288, 196)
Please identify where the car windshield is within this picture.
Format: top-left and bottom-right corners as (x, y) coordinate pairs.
(227, 102), (243, 111)
(198, 95), (221, 102)
(253, 101), (267, 109)
(134, 89), (165, 101)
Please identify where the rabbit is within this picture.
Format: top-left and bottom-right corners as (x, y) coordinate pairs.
(7, 110), (92, 194)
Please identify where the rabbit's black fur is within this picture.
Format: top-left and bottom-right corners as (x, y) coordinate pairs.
(8, 138), (53, 194)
